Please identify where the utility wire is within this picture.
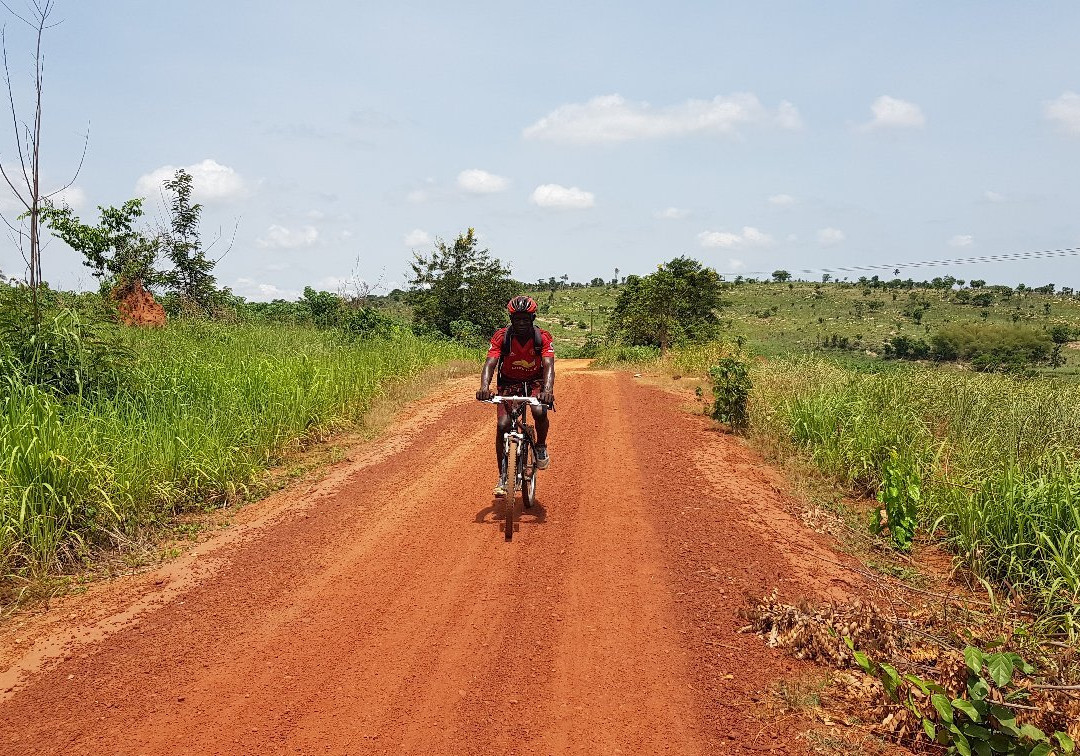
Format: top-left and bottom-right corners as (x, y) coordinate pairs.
(721, 246), (1080, 279)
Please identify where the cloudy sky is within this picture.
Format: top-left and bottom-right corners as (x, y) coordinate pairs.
(1, 1), (1079, 299)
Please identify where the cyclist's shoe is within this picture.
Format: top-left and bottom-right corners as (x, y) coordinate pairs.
(493, 473), (508, 498)
(534, 445), (551, 470)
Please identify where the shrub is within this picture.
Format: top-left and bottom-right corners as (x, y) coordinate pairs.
(930, 322), (1053, 371)
(0, 287), (133, 398)
(708, 357), (752, 431)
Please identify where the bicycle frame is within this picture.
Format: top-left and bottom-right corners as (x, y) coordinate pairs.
(481, 387), (549, 540)
(487, 394), (541, 488)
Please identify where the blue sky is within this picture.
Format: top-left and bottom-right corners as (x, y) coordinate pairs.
(2, 1), (1079, 299)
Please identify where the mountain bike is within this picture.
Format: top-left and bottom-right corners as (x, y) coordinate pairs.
(480, 393), (550, 541)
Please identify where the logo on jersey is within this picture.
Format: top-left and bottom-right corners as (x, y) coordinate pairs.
(511, 359), (537, 369)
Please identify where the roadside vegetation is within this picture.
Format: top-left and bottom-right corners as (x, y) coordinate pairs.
(572, 261), (1080, 751)
(0, 283), (475, 582)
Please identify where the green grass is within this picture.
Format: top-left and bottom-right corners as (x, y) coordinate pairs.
(0, 321), (477, 576)
(748, 358), (1080, 633)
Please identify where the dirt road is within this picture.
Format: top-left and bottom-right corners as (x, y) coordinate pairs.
(0, 361), (861, 754)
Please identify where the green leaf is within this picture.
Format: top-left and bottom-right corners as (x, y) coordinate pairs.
(986, 732), (1012, 753)
(932, 693), (954, 723)
(1028, 745), (1052, 756)
(1006, 652), (1036, 676)
(1054, 732), (1076, 753)
(986, 653), (1015, 688)
(967, 675), (991, 701)
(853, 650), (873, 674)
(964, 646), (985, 675)
(1020, 724), (1048, 743)
(953, 698), (982, 722)
(880, 663), (901, 700)
(906, 673), (931, 695)
(989, 704), (1015, 726)
(962, 723), (992, 740)
(972, 741), (991, 756)
(922, 718), (936, 741)
(953, 730), (972, 756)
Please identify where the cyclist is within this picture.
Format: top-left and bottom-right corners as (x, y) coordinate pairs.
(475, 295), (555, 497)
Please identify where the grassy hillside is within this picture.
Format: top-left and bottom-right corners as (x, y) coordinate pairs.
(527, 281), (1080, 372)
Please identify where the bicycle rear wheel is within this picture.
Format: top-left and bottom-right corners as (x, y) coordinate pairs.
(504, 438), (519, 541)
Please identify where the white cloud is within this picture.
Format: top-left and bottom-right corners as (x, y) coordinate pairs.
(523, 93), (802, 144)
(135, 158), (248, 202)
(530, 184), (595, 209)
(256, 224), (319, 249)
(234, 277), (299, 301)
(404, 228), (431, 247)
(48, 184), (87, 209)
(456, 169), (509, 194)
(768, 193), (796, 207)
(728, 259), (745, 270)
(817, 227), (846, 247)
(861, 95), (926, 130)
(949, 234), (974, 248)
(697, 226), (774, 249)
(984, 190), (1006, 203)
(655, 206), (690, 220)
(1044, 91), (1080, 135)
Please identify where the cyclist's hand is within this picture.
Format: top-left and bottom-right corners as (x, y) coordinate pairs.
(476, 387), (495, 401)
(539, 389), (554, 406)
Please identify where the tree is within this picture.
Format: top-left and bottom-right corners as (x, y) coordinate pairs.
(160, 168), (218, 312)
(407, 228), (516, 337)
(41, 199), (159, 290)
(0, 0), (85, 323)
(608, 256), (725, 351)
(772, 269), (792, 283)
(589, 276), (605, 287)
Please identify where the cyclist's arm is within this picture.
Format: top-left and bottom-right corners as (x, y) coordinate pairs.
(477, 356), (500, 400)
(540, 356), (555, 404)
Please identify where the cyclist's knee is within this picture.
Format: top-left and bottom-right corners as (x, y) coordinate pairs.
(496, 416), (512, 432)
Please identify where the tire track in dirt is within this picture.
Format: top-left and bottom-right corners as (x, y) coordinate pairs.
(0, 361), (864, 755)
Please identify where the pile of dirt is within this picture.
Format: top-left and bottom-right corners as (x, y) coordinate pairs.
(111, 280), (166, 327)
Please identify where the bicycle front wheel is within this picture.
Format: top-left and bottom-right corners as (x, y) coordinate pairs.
(504, 437), (519, 541)
(521, 444), (538, 509)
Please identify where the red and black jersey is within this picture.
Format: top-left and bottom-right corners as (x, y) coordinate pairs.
(488, 327), (554, 382)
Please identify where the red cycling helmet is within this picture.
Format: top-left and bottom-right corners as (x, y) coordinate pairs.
(507, 295), (538, 315)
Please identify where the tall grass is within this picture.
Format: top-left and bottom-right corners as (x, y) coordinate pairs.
(0, 321), (476, 575)
(750, 358), (1080, 631)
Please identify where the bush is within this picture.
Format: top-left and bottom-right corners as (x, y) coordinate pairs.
(578, 332), (605, 358)
(929, 322), (1053, 371)
(0, 286), (133, 398)
(341, 307), (396, 339)
(449, 319), (485, 347)
(882, 334), (930, 360)
(709, 357), (751, 431)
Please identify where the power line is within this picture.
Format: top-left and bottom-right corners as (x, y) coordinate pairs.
(722, 246), (1080, 279)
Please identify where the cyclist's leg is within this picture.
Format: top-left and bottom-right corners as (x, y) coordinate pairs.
(495, 407), (511, 473)
(529, 383), (551, 469)
(528, 382), (549, 445)
(532, 404), (549, 445)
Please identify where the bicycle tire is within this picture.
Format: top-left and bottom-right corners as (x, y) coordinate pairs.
(521, 444), (537, 509)
(505, 437), (519, 541)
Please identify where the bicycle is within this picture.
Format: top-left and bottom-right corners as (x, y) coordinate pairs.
(480, 392), (551, 541)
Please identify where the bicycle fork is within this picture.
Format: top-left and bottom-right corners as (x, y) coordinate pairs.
(502, 431), (525, 485)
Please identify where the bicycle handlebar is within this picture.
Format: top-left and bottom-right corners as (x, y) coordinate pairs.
(479, 396), (552, 409)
